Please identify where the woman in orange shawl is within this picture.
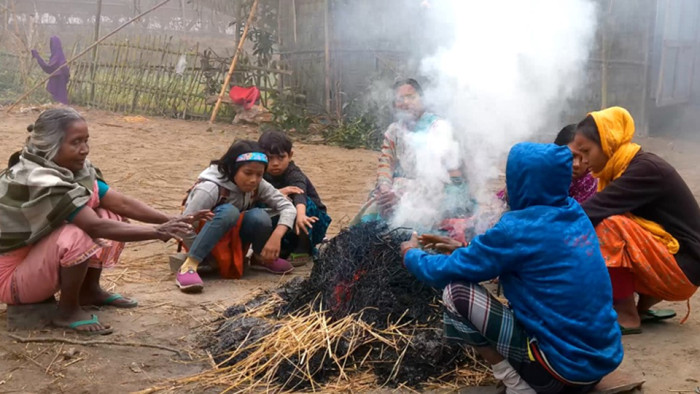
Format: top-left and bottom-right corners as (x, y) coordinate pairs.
(573, 107), (700, 334)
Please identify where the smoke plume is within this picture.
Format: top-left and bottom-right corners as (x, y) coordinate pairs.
(390, 0), (598, 231)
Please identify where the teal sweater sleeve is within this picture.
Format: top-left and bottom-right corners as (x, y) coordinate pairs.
(66, 180), (109, 222)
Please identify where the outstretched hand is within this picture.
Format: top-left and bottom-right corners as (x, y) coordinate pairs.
(419, 234), (463, 254)
(377, 186), (398, 216)
(295, 213), (318, 235)
(154, 220), (194, 242)
(177, 210), (214, 224)
(400, 232), (420, 258)
(280, 186), (304, 197)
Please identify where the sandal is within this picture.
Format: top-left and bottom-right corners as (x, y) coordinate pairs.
(65, 314), (113, 336)
(94, 293), (138, 308)
(288, 253), (312, 267)
(619, 324), (642, 336)
(640, 309), (676, 323)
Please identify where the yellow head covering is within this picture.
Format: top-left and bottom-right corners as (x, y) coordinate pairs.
(589, 106), (679, 254)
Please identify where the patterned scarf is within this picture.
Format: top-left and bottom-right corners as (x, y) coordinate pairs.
(0, 149), (100, 253)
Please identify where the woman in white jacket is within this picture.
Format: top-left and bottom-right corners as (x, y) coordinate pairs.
(176, 140), (296, 293)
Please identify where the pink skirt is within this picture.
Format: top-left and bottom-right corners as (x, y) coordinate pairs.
(0, 182), (125, 305)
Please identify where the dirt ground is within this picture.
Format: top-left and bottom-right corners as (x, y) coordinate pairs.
(0, 107), (698, 393)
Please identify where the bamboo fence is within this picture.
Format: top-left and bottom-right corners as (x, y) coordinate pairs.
(66, 34), (286, 119)
(1, 32), (287, 120)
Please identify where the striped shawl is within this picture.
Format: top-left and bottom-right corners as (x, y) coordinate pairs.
(0, 149), (100, 253)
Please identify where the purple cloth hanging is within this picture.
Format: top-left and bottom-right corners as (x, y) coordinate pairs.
(31, 36), (70, 104)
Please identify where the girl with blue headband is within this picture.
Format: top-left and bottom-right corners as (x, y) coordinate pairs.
(176, 140), (297, 293)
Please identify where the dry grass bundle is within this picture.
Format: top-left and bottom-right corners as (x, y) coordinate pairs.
(146, 222), (490, 392)
(163, 302), (490, 392)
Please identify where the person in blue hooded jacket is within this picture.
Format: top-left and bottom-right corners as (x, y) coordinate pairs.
(401, 142), (622, 393)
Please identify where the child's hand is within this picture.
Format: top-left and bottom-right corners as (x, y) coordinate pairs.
(400, 232), (420, 259)
(261, 236), (282, 263)
(377, 186), (397, 215)
(295, 212), (318, 235)
(419, 234), (463, 254)
(177, 209), (215, 224)
(280, 186), (304, 197)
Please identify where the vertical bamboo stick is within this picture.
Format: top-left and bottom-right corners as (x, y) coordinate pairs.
(67, 40), (79, 101)
(131, 34), (143, 112)
(183, 42), (200, 119)
(116, 40), (131, 112)
(163, 40), (182, 115)
(89, 0), (103, 105)
(209, 0), (259, 124)
(3, 0), (8, 32)
(292, 0), (297, 44)
(144, 34), (161, 113)
(103, 40), (123, 110)
(323, 0), (331, 114)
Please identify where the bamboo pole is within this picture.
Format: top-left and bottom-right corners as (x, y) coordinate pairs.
(6, 0), (173, 113)
(324, 0), (331, 114)
(183, 42), (200, 119)
(600, 0), (614, 109)
(292, 0), (297, 44)
(638, 3), (654, 136)
(209, 0), (259, 124)
(3, 0), (8, 32)
(131, 34), (145, 113)
(89, 0), (103, 105)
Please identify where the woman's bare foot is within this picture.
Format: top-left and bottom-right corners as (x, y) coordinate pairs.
(614, 296), (641, 329)
(79, 288), (137, 308)
(52, 308), (112, 335)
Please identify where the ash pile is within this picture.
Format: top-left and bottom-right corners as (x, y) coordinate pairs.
(206, 221), (488, 391)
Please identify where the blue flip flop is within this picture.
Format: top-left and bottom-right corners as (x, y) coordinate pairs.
(96, 293), (138, 308)
(67, 314), (113, 336)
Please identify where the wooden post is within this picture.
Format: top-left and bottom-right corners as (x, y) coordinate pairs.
(3, 0), (8, 32)
(292, 0), (297, 44)
(324, 0), (331, 114)
(7, 0), (173, 113)
(89, 0), (103, 105)
(600, 0), (614, 109)
(208, 0), (259, 124)
(638, 1), (655, 136)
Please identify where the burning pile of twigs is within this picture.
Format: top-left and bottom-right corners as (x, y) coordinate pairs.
(171, 222), (490, 392)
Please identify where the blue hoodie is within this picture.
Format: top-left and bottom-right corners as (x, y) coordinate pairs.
(405, 142), (622, 382)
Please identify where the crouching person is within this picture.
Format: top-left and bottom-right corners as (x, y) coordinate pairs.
(176, 140), (297, 293)
(401, 143), (622, 393)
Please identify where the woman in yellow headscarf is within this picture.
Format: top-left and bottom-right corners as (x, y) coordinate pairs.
(573, 107), (700, 335)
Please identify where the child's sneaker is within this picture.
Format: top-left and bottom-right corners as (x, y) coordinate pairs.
(250, 258), (294, 274)
(176, 269), (204, 293)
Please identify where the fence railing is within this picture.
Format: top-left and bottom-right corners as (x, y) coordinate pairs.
(2, 33), (287, 121)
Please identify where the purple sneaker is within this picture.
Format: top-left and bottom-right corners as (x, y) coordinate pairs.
(250, 258), (294, 274)
(176, 268), (204, 293)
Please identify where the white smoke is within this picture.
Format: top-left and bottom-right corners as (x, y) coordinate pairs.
(391, 0), (597, 231)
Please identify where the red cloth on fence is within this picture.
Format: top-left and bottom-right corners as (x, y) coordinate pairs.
(229, 86), (260, 110)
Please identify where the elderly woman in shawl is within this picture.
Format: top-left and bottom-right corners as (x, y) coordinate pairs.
(0, 108), (209, 335)
(31, 36), (70, 105)
(351, 78), (463, 225)
(573, 106), (700, 334)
